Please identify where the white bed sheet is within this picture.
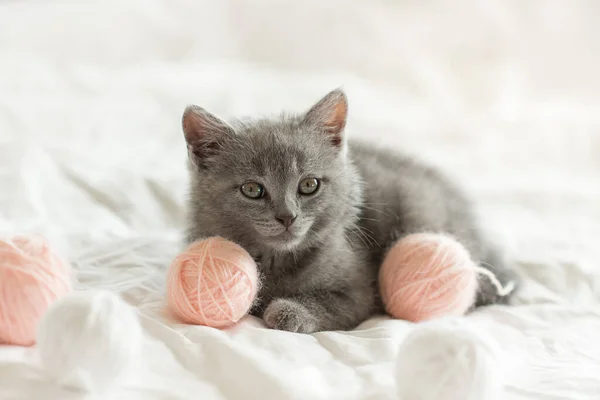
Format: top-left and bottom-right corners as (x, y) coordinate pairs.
(1, 0), (599, 399)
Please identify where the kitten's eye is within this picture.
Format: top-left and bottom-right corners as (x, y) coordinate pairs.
(241, 182), (265, 199)
(298, 177), (320, 195)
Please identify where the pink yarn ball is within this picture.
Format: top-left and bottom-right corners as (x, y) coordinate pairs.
(0, 235), (72, 346)
(379, 233), (478, 322)
(167, 237), (259, 329)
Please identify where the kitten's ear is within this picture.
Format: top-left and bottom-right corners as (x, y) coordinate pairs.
(303, 89), (348, 148)
(182, 105), (234, 165)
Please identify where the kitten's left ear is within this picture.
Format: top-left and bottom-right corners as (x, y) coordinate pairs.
(303, 89), (348, 148)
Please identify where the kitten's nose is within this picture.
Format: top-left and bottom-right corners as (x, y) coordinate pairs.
(275, 214), (297, 229)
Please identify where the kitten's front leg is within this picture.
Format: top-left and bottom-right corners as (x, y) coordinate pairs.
(263, 298), (318, 333)
(263, 288), (374, 333)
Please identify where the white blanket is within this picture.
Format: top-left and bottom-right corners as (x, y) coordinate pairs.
(1, 0), (599, 399)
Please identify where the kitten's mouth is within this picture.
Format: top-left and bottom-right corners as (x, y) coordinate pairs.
(256, 221), (312, 250)
(272, 230), (300, 241)
(266, 229), (305, 248)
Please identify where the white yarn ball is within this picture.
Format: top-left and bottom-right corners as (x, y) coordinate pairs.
(36, 290), (143, 392)
(395, 319), (502, 400)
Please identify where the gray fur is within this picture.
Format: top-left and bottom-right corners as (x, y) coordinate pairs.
(182, 89), (518, 333)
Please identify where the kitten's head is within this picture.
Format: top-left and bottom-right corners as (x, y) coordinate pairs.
(183, 89), (362, 252)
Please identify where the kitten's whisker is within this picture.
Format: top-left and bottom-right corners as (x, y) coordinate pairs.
(355, 226), (380, 248)
(347, 225), (379, 248)
(347, 228), (369, 248)
(358, 217), (379, 222)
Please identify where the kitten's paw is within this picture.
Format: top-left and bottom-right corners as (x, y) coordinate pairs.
(263, 299), (318, 333)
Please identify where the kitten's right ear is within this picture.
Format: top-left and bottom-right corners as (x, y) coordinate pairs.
(182, 105), (234, 165)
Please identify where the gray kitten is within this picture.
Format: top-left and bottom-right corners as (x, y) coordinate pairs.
(182, 89), (518, 333)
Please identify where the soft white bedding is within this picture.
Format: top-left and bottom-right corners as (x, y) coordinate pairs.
(1, 0), (599, 399)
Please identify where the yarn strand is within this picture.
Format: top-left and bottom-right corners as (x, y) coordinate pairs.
(474, 267), (516, 297)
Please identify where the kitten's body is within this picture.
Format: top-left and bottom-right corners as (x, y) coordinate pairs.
(183, 90), (517, 333)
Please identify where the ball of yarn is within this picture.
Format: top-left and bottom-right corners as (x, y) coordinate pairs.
(37, 290), (143, 392)
(379, 233), (478, 322)
(167, 237), (259, 329)
(395, 319), (502, 400)
(0, 235), (71, 346)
